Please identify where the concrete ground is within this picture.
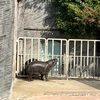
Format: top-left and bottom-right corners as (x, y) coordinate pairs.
(12, 76), (100, 100)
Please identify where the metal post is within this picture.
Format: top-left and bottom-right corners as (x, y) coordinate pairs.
(66, 40), (69, 80)
(93, 41), (96, 78)
(31, 39), (33, 61)
(74, 40), (76, 77)
(24, 38), (26, 70)
(60, 40), (62, 75)
(45, 39), (47, 61)
(52, 39), (54, 59)
(87, 41), (89, 66)
(87, 41), (89, 77)
(80, 40), (83, 77)
(38, 39), (40, 60)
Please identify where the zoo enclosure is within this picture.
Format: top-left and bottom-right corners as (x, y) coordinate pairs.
(16, 37), (100, 79)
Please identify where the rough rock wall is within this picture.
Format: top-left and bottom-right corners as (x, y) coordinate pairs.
(0, 0), (14, 99)
(17, 0), (60, 38)
(24, 0), (55, 29)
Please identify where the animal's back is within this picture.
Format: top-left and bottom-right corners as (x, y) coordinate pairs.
(27, 61), (48, 75)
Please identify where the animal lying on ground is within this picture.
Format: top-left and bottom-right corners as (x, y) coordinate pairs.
(26, 58), (58, 81)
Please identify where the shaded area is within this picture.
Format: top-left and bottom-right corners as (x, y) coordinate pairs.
(73, 78), (100, 90)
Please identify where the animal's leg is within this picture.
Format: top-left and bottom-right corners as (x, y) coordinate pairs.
(28, 75), (31, 81)
(45, 74), (48, 81)
(28, 74), (33, 81)
(41, 74), (44, 80)
(30, 74), (33, 81)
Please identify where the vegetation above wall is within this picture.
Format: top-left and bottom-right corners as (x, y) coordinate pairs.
(51, 0), (100, 38)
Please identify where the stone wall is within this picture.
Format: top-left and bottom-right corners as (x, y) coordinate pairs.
(17, 0), (61, 38)
(0, 0), (14, 99)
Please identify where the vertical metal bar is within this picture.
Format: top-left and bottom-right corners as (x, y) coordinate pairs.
(83, 56), (85, 78)
(76, 56), (78, 77)
(20, 54), (22, 74)
(46, 39), (48, 60)
(60, 40), (62, 75)
(52, 39), (54, 59)
(87, 41), (89, 65)
(96, 57), (98, 78)
(45, 39), (47, 61)
(38, 39), (40, 60)
(87, 41), (89, 77)
(74, 40), (76, 77)
(66, 40), (69, 80)
(88, 57), (94, 78)
(80, 40), (83, 77)
(31, 39), (33, 61)
(20, 40), (23, 74)
(93, 41), (96, 78)
(51, 39), (54, 75)
(89, 57), (91, 78)
(24, 38), (26, 70)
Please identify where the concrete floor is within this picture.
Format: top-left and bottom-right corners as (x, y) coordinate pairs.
(12, 77), (100, 100)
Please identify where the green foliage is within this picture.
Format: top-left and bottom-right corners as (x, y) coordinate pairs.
(51, 0), (100, 38)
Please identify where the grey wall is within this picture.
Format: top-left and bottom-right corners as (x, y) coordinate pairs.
(0, 0), (14, 99)
(17, 0), (61, 38)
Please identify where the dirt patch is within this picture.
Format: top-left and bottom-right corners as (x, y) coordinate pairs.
(12, 77), (100, 100)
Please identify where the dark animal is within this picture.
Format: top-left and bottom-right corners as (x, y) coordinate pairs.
(25, 58), (38, 66)
(26, 58), (58, 81)
(24, 58), (38, 75)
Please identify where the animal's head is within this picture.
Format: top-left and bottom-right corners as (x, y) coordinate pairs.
(47, 58), (58, 68)
(46, 58), (58, 72)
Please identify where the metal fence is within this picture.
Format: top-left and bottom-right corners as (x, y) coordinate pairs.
(68, 39), (100, 78)
(16, 37), (100, 79)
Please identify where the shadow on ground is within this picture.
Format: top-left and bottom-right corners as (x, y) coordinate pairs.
(71, 78), (100, 90)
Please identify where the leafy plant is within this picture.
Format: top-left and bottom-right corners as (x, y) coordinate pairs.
(51, 0), (100, 38)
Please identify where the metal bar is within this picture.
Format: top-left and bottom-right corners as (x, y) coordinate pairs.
(21, 40), (23, 74)
(24, 38), (26, 69)
(83, 56), (85, 77)
(51, 39), (54, 75)
(93, 41), (96, 78)
(80, 40), (83, 77)
(66, 40), (69, 79)
(18, 37), (46, 40)
(46, 39), (48, 60)
(96, 57), (99, 78)
(74, 40), (76, 77)
(20, 55), (22, 75)
(48, 38), (67, 41)
(52, 39), (54, 59)
(45, 39), (47, 61)
(60, 40), (62, 75)
(87, 41), (89, 66)
(69, 39), (100, 42)
(76, 56), (78, 77)
(31, 39), (33, 61)
(87, 41), (89, 77)
(38, 39), (40, 60)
